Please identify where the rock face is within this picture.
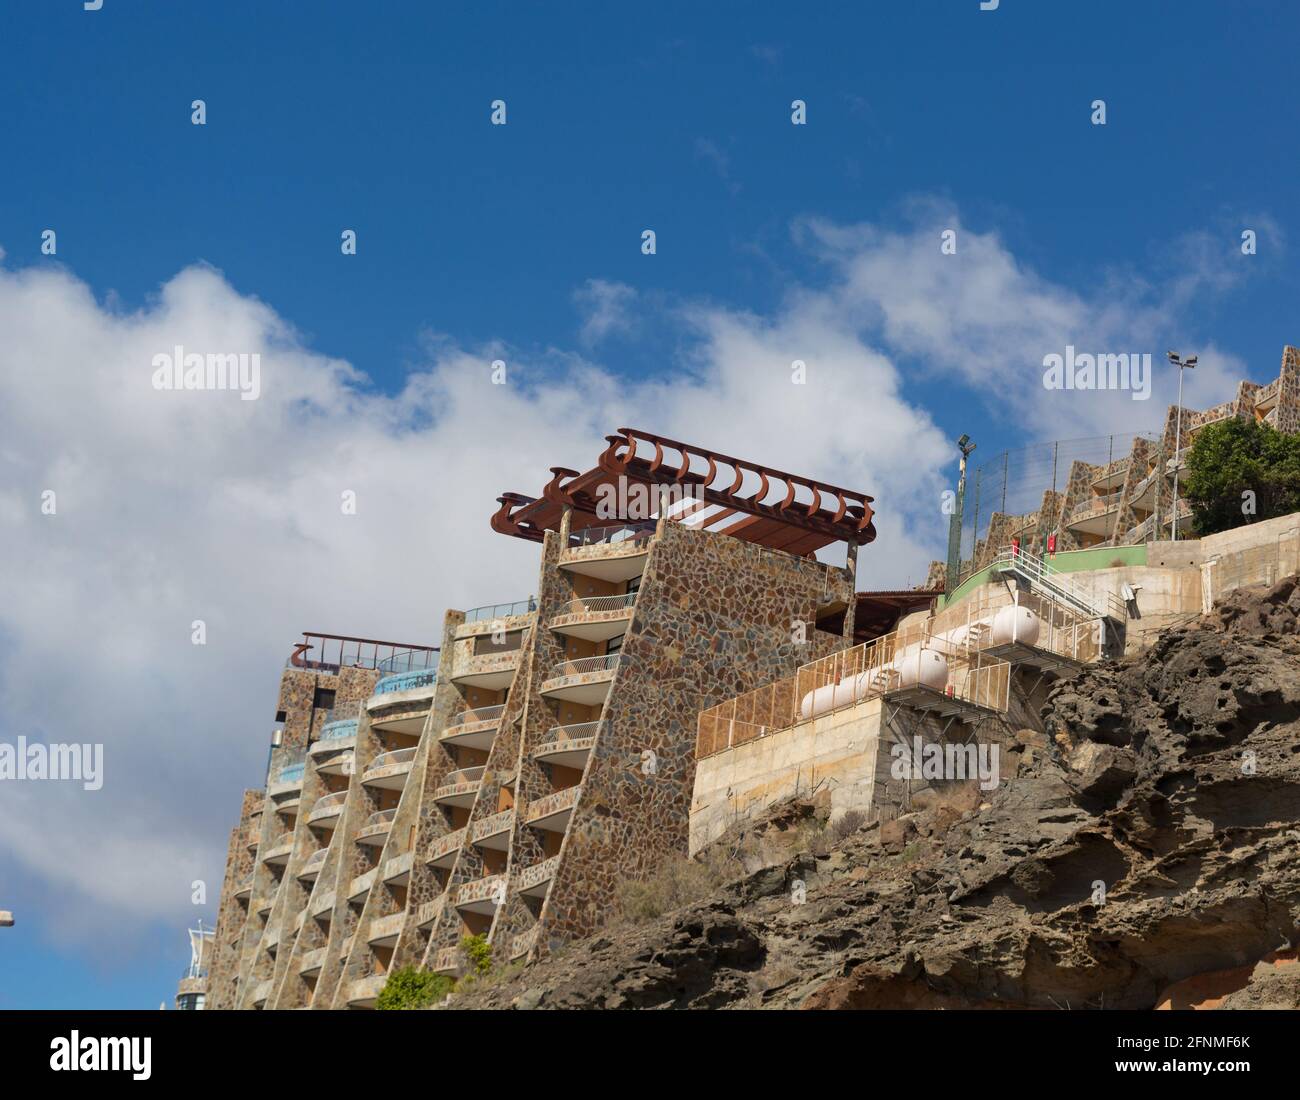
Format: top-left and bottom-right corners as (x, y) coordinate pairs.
(453, 577), (1300, 1010)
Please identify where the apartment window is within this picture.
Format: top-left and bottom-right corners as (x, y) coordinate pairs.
(274, 710), (287, 723)
(626, 576), (642, 595)
(313, 688), (335, 710)
(606, 635), (623, 656)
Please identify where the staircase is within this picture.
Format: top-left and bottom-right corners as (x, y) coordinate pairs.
(991, 549), (1126, 621)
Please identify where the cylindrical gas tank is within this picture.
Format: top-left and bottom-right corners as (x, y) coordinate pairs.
(989, 606), (1041, 647)
(894, 647), (949, 691)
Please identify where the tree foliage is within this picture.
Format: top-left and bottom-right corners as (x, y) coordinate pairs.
(374, 966), (453, 1010)
(1183, 418), (1300, 535)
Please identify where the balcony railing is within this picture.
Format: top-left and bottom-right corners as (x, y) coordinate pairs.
(359, 809), (397, 834)
(463, 598), (536, 624)
(524, 785), (581, 825)
(300, 848), (328, 871)
(267, 830), (294, 852)
(427, 827), (467, 863)
(367, 747), (417, 773)
(443, 766), (486, 787)
(416, 897), (445, 928)
(446, 704), (505, 729)
(308, 790), (347, 818)
(1068, 490), (1123, 521)
(276, 763), (306, 785)
(374, 667), (439, 696)
(556, 593), (637, 616)
(299, 946), (326, 974)
(348, 868), (377, 900)
(510, 926), (539, 959)
(539, 720), (605, 746)
(454, 873), (507, 908)
(317, 719), (358, 743)
(544, 653), (626, 680)
(567, 521), (656, 548)
(376, 648), (440, 676)
(516, 855), (560, 893)
(471, 809), (514, 844)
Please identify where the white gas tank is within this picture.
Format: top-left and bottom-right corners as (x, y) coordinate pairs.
(989, 606), (1041, 646)
(894, 646), (949, 691)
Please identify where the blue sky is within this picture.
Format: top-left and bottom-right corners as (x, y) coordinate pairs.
(1, 0), (1297, 1007)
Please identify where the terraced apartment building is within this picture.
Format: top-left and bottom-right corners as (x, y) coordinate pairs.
(205, 428), (878, 1007)
(950, 345), (1300, 585)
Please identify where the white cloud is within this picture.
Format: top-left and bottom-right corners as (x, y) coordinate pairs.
(573, 278), (638, 347)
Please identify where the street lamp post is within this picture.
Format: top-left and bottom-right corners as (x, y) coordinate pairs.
(1166, 351), (1197, 541)
(944, 434), (977, 594)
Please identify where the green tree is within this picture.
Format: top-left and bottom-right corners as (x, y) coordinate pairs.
(1182, 418), (1300, 536)
(374, 967), (454, 1010)
(460, 932), (492, 975)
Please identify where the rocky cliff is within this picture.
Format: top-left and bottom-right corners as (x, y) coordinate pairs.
(453, 577), (1300, 1010)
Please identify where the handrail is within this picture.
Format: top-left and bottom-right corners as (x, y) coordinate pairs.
(463, 599), (536, 623)
(558, 593), (636, 615)
(374, 668), (439, 695)
(544, 653), (626, 679)
(376, 649), (440, 675)
(540, 720), (605, 744)
(448, 704), (505, 728)
(367, 747), (416, 771)
(362, 809), (396, 830)
(311, 790), (347, 812)
(277, 763), (306, 784)
(567, 521), (657, 548)
(318, 719), (358, 742)
(441, 766), (485, 787)
(302, 847), (327, 867)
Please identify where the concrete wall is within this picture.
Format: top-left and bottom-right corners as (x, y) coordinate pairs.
(690, 699), (883, 855)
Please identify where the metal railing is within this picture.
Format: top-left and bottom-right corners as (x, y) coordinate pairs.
(697, 627), (1012, 759)
(543, 653), (626, 680)
(447, 704), (505, 729)
(441, 766), (485, 788)
(301, 847), (327, 869)
(557, 593), (637, 616)
(567, 521), (657, 548)
(1068, 490), (1124, 521)
(287, 633), (439, 675)
(992, 546), (1127, 620)
(539, 720), (605, 746)
(463, 599), (537, 624)
(367, 747), (416, 772)
(277, 763), (306, 784)
(376, 649), (440, 675)
(362, 809), (397, 830)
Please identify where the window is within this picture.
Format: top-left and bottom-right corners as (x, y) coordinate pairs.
(313, 689), (336, 711)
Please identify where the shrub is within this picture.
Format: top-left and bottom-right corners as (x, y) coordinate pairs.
(375, 967), (453, 1010)
(460, 932), (493, 976)
(828, 809), (867, 844)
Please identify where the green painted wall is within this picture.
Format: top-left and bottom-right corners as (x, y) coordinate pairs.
(943, 544), (1148, 607)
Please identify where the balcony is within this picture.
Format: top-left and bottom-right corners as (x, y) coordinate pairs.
(367, 911), (406, 948)
(307, 790), (347, 828)
(294, 909), (306, 933)
(416, 896), (445, 929)
(524, 785), (581, 832)
(549, 593), (636, 642)
(560, 522), (655, 581)
(533, 721), (602, 768)
(310, 890), (336, 919)
(250, 979), (272, 1008)
(311, 721), (357, 774)
(539, 653), (625, 705)
(267, 762), (306, 799)
(297, 847), (328, 883)
(347, 868), (377, 901)
(262, 831), (295, 866)
(346, 974), (387, 1008)
(450, 647), (524, 691)
(439, 704), (505, 751)
(264, 926), (280, 952)
(432, 767), (485, 808)
(453, 873), (508, 916)
(516, 855), (560, 898)
(510, 926), (540, 959)
(361, 747), (416, 791)
(426, 827), (467, 868)
(234, 873), (254, 901)
(299, 946), (326, 977)
(381, 851), (413, 886)
(373, 665), (439, 699)
(432, 946), (461, 976)
(470, 808), (514, 851)
(368, 682), (435, 736)
(1090, 458), (1131, 491)
(1065, 490), (1122, 538)
(355, 809), (396, 846)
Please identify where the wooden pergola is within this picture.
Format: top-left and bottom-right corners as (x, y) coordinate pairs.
(490, 427), (877, 556)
